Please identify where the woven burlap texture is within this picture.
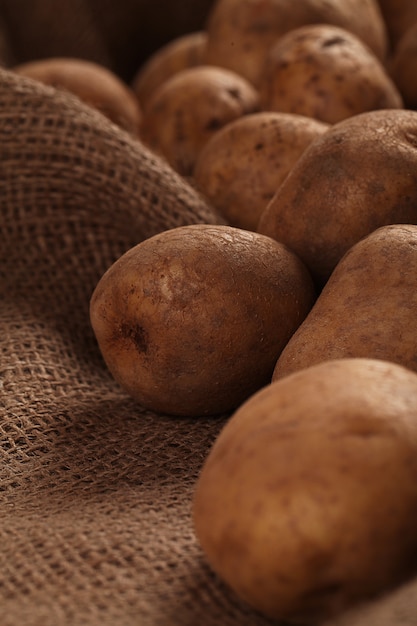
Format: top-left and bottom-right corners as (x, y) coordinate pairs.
(0, 67), (277, 626)
(1, 7), (417, 625)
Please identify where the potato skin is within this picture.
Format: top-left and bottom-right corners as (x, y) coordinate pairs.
(377, 0), (417, 49)
(140, 65), (259, 176)
(194, 111), (329, 231)
(13, 57), (142, 135)
(390, 23), (417, 109)
(90, 224), (315, 416)
(259, 24), (402, 125)
(193, 358), (417, 623)
(273, 224), (417, 381)
(131, 31), (208, 112)
(257, 109), (417, 287)
(205, 0), (388, 86)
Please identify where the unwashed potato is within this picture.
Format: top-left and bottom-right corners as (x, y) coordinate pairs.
(193, 357), (417, 623)
(13, 57), (142, 136)
(390, 23), (417, 109)
(131, 31), (208, 112)
(377, 0), (417, 49)
(89, 224), (315, 417)
(205, 0), (388, 86)
(259, 24), (402, 125)
(140, 65), (259, 176)
(273, 224), (417, 381)
(194, 111), (329, 231)
(257, 108), (417, 287)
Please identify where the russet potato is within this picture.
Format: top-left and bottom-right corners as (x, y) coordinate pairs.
(193, 358), (417, 623)
(205, 0), (388, 87)
(140, 65), (259, 176)
(258, 108), (417, 287)
(194, 111), (329, 231)
(131, 31), (208, 112)
(377, 0), (417, 49)
(259, 24), (402, 125)
(273, 224), (417, 380)
(390, 23), (417, 109)
(13, 57), (142, 136)
(90, 224), (315, 416)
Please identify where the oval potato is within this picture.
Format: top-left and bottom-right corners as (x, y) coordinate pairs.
(131, 31), (208, 112)
(258, 108), (417, 286)
(140, 65), (259, 176)
(13, 57), (142, 135)
(273, 224), (417, 381)
(194, 111), (329, 231)
(193, 358), (417, 623)
(390, 23), (417, 109)
(90, 224), (315, 416)
(259, 24), (402, 125)
(205, 0), (388, 86)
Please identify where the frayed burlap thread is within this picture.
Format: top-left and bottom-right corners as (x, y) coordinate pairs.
(0, 68), (278, 626)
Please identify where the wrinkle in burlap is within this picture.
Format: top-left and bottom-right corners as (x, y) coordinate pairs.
(1, 4), (417, 624)
(0, 67), (279, 625)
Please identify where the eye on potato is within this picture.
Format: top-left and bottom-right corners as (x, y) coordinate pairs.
(204, 0), (388, 86)
(89, 224), (315, 417)
(258, 108), (417, 287)
(194, 111), (329, 232)
(273, 224), (417, 381)
(259, 24), (402, 125)
(131, 31), (208, 112)
(13, 57), (142, 136)
(140, 65), (259, 176)
(193, 357), (417, 623)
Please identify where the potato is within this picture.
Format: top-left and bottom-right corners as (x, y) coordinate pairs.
(193, 358), (417, 623)
(194, 112), (329, 231)
(205, 0), (388, 86)
(140, 65), (259, 176)
(390, 23), (417, 109)
(259, 24), (402, 125)
(377, 0), (417, 49)
(131, 31), (208, 112)
(89, 224), (315, 416)
(272, 224), (417, 381)
(257, 108), (417, 287)
(13, 57), (142, 136)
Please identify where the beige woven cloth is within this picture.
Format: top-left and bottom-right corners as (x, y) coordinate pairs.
(1, 3), (417, 625)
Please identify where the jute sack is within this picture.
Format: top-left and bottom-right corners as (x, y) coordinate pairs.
(0, 67), (277, 626)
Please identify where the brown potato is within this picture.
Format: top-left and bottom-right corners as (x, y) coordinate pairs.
(205, 0), (388, 86)
(377, 0), (417, 49)
(272, 224), (417, 380)
(258, 108), (417, 287)
(13, 57), (142, 136)
(259, 24), (402, 125)
(193, 357), (417, 623)
(194, 111), (329, 231)
(140, 65), (259, 176)
(89, 224), (315, 417)
(131, 31), (208, 112)
(390, 23), (417, 109)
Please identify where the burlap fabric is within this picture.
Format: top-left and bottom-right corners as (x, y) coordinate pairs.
(0, 64), (277, 625)
(1, 3), (417, 626)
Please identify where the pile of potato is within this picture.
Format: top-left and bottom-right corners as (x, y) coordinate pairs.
(23, 0), (417, 623)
